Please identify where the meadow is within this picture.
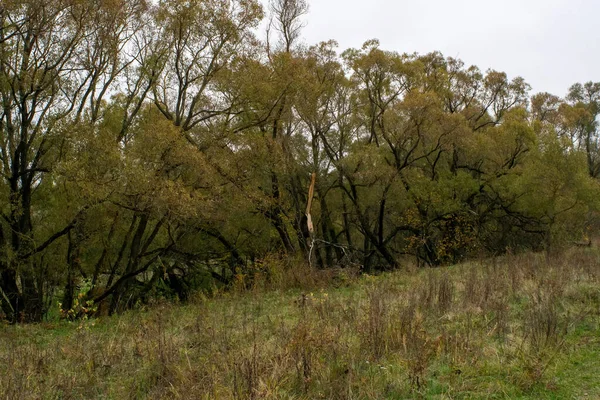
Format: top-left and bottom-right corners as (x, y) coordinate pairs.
(1, 248), (599, 399)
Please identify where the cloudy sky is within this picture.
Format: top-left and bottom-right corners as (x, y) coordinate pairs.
(264, 0), (599, 97)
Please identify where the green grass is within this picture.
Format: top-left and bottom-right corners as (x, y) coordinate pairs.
(1, 249), (600, 399)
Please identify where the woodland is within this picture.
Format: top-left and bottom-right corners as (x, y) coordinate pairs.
(1, 0), (599, 323)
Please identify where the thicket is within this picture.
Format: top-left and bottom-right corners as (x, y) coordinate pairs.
(0, 0), (599, 322)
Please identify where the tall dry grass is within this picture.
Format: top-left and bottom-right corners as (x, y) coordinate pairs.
(1, 248), (599, 398)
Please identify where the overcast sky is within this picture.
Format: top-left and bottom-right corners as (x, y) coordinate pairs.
(264, 0), (600, 97)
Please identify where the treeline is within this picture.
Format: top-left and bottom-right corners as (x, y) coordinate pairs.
(0, 0), (599, 322)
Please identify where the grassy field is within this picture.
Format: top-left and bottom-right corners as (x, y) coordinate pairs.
(1, 249), (600, 399)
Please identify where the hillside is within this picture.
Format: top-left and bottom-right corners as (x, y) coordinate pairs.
(2, 248), (599, 399)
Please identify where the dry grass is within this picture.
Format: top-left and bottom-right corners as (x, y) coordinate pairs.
(1, 248), (600, 399)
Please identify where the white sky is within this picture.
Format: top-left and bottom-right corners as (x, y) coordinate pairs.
(261, 0), (600, 97)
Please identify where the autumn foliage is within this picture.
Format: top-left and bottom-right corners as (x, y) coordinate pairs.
(0, 0), (599, 322)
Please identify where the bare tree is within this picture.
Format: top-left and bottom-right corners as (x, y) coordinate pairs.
(268, 0), (308, 53)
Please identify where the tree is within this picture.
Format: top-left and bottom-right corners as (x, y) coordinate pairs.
(1, 0), (597, 322)
(564, 82), (600, 177)
(0, 0), (148, 321)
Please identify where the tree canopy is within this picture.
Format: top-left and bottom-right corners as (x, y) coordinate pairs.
(0, 0), (598, 322)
